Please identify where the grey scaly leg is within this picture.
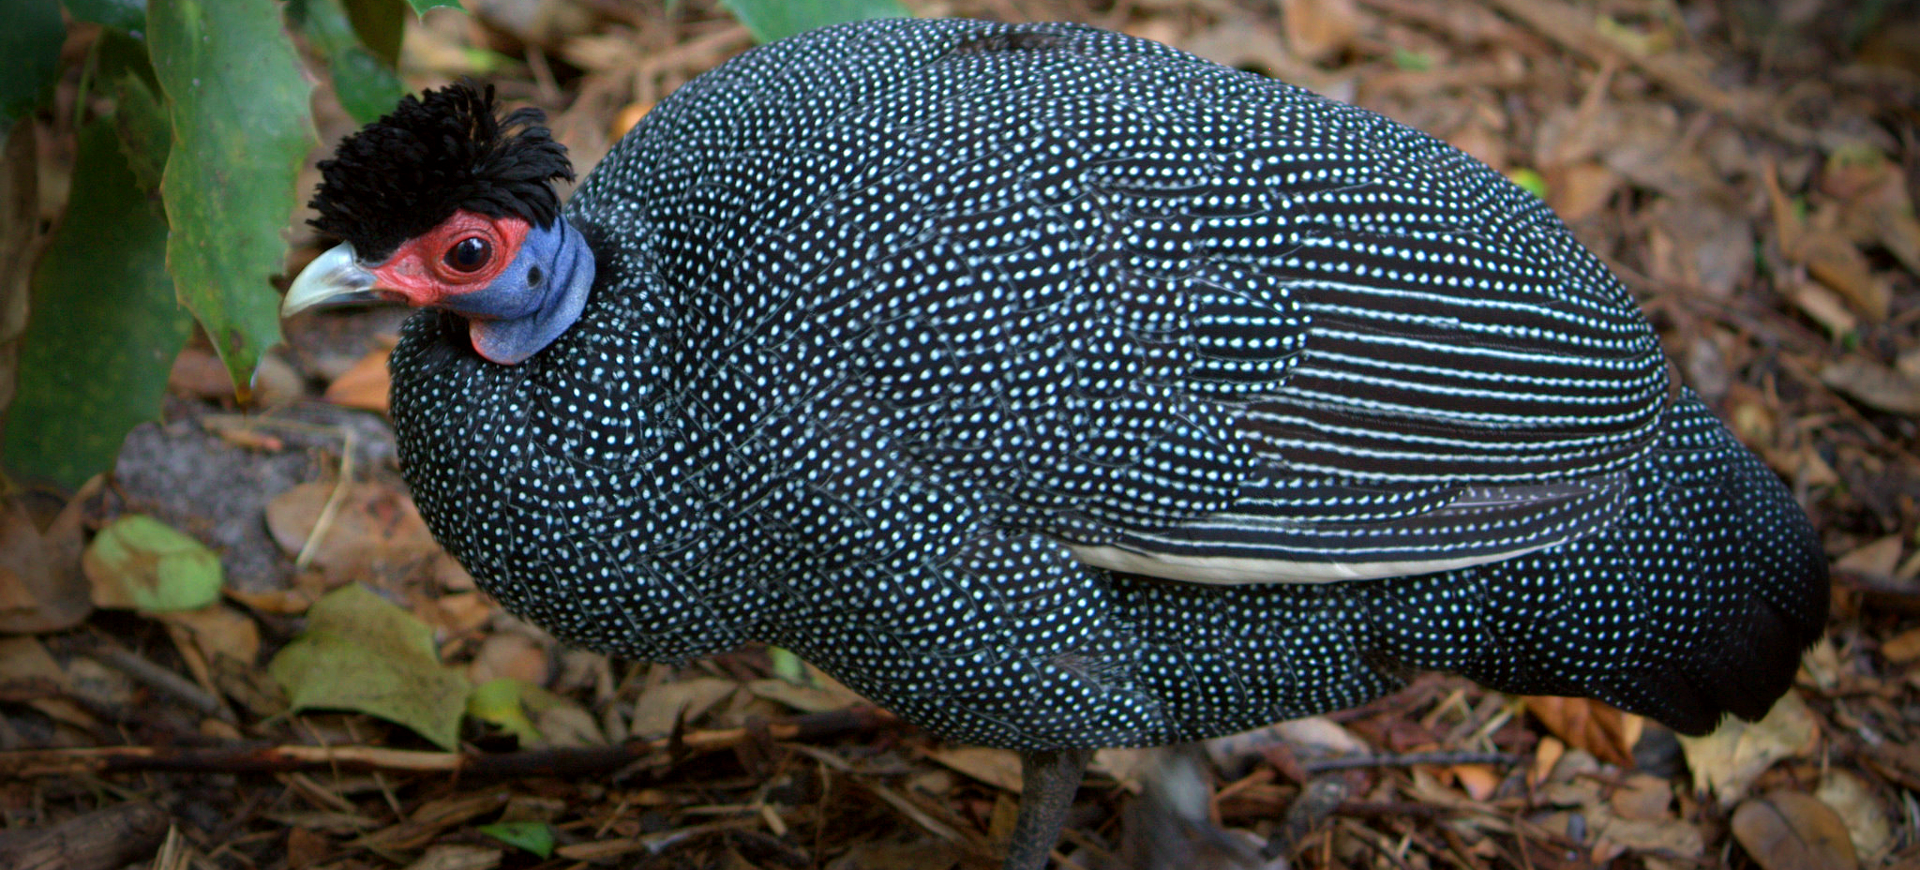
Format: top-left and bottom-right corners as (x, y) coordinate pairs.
(1003, 747), (1095, 870)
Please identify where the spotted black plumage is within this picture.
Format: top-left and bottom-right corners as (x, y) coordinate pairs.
(359, 20), (1826, 755)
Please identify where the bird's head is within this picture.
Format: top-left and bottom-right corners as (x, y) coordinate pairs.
(284, 82), (594, 365)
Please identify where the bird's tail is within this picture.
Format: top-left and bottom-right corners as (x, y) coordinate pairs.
(1356, 394), (1828, 735)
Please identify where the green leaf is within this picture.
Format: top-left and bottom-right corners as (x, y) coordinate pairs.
(720, 0), (910, 43)
(111, 73), (171, 194)
(66, 0), (147, 31)
(467, 677), (541, 744)
(1506, 167), (1549, 200)
(1, 0), (65, 136)
(403, 0), (458, 14)
(82, 515), (223, 612)
(342, 0), (407, 67)
(0, 120), (191, 490)
(292, 0), (406, 125)
(268, 583), (471, 749)
(478, 821), (555, 858)
(147, 0), (315, 394)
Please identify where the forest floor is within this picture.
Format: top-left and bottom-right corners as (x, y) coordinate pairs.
(3, 0), (1919, 868)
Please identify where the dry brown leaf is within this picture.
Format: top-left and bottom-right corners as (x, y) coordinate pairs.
(1835, 534), (1903, 578)
(324, 342), (394, 413)
(1206, 715), (1369, 768)
(401, 843), (502, 870)
(744, 676), (864, 714)
(1547, 161), (1619, 223)
(1881, 627), (1920, 663)
(1821, 357), (1920, 416)
(628, 676), (736, 736)
(224, 585), (316, 615)
(158, 604), (262, 667)
(1279, 0), (1359, 63)
(611, 102), (652, 141)
(1451, 763), (1500, 801)
(1610, 772), (1674, 821)
(169, 347), (237, 400)
(1529, 735), (1565, 788)
(923, 745), (1024, 793)
(1789, 282), (1859, 336)
(1794, 229), (1890, 321)
(1523, 696), (1641, 766)
(424, 591), (495, 637)
(1731, 791), (1859, 870)
(468, 632), (549, 686)
(1679, 691), (1818, 805)
(265, 480), (438, 584)
(1591, 811), (1704, 861)
(0, 497), (91, 633)
(1816, 770), (1892, 862)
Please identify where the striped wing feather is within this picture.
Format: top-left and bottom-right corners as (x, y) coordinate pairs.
(877, 41), (1676, 583)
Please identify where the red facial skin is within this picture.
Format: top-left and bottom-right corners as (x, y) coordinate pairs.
(370, 210), (530, 312)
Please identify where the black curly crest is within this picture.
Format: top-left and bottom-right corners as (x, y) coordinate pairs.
(309, 81), (575, 262)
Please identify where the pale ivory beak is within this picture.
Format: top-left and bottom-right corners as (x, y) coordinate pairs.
(283, 242), (380, 316)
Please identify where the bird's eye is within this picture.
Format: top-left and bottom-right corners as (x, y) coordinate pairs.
(444, 236), (492, 272)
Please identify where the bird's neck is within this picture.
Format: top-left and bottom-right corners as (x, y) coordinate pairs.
(466, 218), (598, 365)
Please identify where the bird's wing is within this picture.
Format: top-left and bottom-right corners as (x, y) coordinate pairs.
(831, 31), (1675, 584)
(582, 20), (1675, 583)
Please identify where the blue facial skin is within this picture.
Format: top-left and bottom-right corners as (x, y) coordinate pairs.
(457, 218), (596, 365)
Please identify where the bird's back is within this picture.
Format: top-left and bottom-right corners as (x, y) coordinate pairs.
(391, 19), (1826, 749)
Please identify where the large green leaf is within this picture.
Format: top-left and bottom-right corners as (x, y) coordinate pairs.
(0, 120), (190, 490)
(66, 0), (147, 31)
(292, 0), (406, 125)
(342, 0), (408, 67)
(147, 0), (314, 394)
(269, 583), (470, 749)
(721, 0), (911, 43)
(0, 0), (65, 137)
(402, 0), (458, 14)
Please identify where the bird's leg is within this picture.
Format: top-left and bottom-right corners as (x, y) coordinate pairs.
(1003, 747), (1095, 870)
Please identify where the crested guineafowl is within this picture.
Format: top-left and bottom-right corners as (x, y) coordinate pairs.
(283, 19), (1829, 869)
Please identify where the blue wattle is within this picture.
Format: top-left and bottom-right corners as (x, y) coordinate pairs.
(461, 219), (595, 365)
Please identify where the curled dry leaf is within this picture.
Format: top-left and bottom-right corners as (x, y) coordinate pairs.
(1834, 534), (1903, 578)
(1815, 770), (1892, 862)
(1679, 691), (1818, 805)
(265, 480), (438, 585)
(1523, 695), (1641, 767)
(924, 745), (1024, 793)
(1821, 357), (1920, 416)
(1279, 0), (1359, 63)
(627, 676), (736, 736)
(322, 340), (394, 413)
(0, 496), (91, 633)
(1730, 791), (1858, 870)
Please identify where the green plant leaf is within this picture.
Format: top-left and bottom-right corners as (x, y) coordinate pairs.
(66, 0), (147, 31)
(111, 73), (171, 194)
(403, 0), (458, 15)
(467, 677), (541, 744)
(147, 0), (314, 395)
(480, 821), (555, 857)
(1, 0), (65, 136)
(342, 0), (407, 67)
(292, 0), (406, 125)
(0, 120), (190, 490)
(478, 821), (555, 858)
(268, 583), (470, 749)
(720, 0), (910, 43)
(82, 514), (223, 612)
